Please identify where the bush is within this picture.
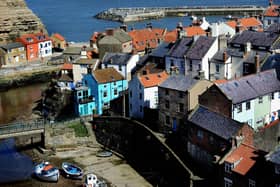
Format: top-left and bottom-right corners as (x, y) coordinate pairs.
(69, 122), (88, 137)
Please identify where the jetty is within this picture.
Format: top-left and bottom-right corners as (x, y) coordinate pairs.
(95, 5), (266, 23)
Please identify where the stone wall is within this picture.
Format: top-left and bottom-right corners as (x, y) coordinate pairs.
(92, 117), (194, 187)
(0, 0), (46, 45)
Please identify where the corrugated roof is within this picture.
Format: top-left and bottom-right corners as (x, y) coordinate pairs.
(217, 69), (280, 104)
(159, 74), (198, 92)
(189, 105), (243, 140)
(93, 67), (124, 84)
(139, 71), (169, 88)
(186, 36), (216, 60)
(225, 144), (258, 175)
(102, 52), (132, 66)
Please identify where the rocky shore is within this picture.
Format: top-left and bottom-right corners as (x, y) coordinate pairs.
(0, 0), (46, 45)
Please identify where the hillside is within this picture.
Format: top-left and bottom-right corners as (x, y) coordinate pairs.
(0, 0), (46, 45)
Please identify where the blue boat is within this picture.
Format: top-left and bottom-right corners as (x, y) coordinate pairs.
(34, 161), (60, 182)
(62, 162), (83, 179)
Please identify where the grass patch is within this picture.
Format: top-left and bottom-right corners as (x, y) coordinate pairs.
(69, 121), (88, 137)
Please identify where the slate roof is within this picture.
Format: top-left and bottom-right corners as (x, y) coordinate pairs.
(149, 42), (172, 58)
(159, 74), (198, 92)
(167, 37), (193, 58)
(92, 67), (124, 84)
(230, 30), (279, 49)
(264, 23), (280, 34)
(243, 51), (269, 64)
(102, 52), (132, 66)
(225, 144), (259, 175)
(186, 36), (216, 60)
(189, 105), (243, 140)
(266, 146), (280, 165)
(217, 69), (280, 104)
(261, 54), (280, 79)
(210, 50), (230, 64)
(0, 42), (24, 51)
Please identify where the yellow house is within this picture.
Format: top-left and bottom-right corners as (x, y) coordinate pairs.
(0, 42), (27, 67)
(51, 33), (66, 51)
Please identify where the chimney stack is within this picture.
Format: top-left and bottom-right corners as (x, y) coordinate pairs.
(223, 51), (227, 62)
(244, 42), (251, 55)
(106, 28), (114, 36)
(255, 53), (260, 73)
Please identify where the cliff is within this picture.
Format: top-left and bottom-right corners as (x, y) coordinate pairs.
(0, 0), (46, 45)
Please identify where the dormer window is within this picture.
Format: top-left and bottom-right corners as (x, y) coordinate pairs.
(225, 162), (233, 173)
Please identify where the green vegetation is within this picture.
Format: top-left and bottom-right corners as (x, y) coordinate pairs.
(69, 121), (89, 137)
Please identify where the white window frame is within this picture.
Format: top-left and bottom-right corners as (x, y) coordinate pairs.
(224, 177), (232, 187)
(248, 179), (256, 187)
(225, 162), (232, 173)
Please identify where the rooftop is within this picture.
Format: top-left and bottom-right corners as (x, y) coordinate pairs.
(52, 33), (65, 41)
(159, 74), (198, 92)
(139, 71), (169, 88)
(167, 37), (193, 58)
(217, 69), (280, 104)
(264, 5), (280, 17)
(102, 52), (132, 66)
(164, 26), (206, 43)
(226, 17), (262, 30)
(189, 105), (243, 140)
(186, 36), (216, 60)
(0, 42), (24, 51)
(61, 63), (73, 70)
(93, 67), (124, 84)
(225, 144), (259, 175)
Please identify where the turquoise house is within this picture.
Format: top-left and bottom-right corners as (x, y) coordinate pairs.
(74, 86), (96, 116)
(82, 67), (127, 115)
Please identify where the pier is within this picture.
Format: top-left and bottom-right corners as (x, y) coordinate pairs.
(95, 5), (266, 23)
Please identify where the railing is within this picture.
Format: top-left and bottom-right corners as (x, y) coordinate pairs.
(0, 119), (45, 136)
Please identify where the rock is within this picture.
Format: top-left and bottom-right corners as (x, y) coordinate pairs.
(0, 0), (46, 45)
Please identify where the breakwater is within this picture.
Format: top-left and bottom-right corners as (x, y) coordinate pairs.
(95, 5), (266, 23)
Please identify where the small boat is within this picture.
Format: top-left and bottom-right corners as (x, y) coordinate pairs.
(83, 173), (98, 187)
(96, 150), (113, 158)
(34, 161), (59, 182)
(62, 162), (83, 179)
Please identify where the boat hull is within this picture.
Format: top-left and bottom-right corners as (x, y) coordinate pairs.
(62, 162), (83, 179)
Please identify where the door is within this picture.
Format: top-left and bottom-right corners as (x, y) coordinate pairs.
(172, 117), (177, 131)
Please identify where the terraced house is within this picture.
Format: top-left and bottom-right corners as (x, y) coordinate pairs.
(82, 67), (127, 115)
(199, 69), (280, 130)
(0, 42), (26, 66)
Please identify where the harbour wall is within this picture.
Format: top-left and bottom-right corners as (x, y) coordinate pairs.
(92, 116), (198, 187)
(95, 5), (266, 23)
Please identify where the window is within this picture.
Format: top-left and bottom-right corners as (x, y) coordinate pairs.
(140, 106), (143, 112)
(258, 96), (263, 104)
(118, 65), (122, 71)
(248, 179), (256, 187)
(224, 177), (232, 187)
(271, 92), (275, 100)
(139, 93), (142, 100)
(216, 64), (220, 73)
(129, 91), (132, 98)
(103, 91), (107, 98)
(139, 83), (141, 89)
(114, 89), (117, 95)
(246, 101), (251, 110)
(19, 47), (24, 51)
(179, 92), (184, 98)
(224, 162), (232, 173)
(78, 92), (82, 97)
(189, 60), (193, 71)
(130, 104), (132, 111)
(236, 104), (242, 113)
(165, 115), (170, 124)
(177, 103), (184, 112)
(165, 100), (170, 109)
(197, 130), (203, 139)
(165, 89), (169, 95)
(198, 64), (201, 71)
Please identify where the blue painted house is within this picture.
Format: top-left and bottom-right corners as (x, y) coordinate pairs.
(74, 86), (96, 116)
(82, 67), (128, 115)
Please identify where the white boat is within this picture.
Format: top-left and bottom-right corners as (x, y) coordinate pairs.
(83, 173), (98, 187)
(62, 162), (83, 179)
(34, 161), (59, 182)
(96, 150), (113, 157)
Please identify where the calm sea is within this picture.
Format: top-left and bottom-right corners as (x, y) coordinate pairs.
(25, 0), (268, 42)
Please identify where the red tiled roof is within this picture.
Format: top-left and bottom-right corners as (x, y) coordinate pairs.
(17, 33), (38, 45)
(164, 26), (206, 43)
(264, 5), (280, 17)
(214, 79), (228, 84)
(139, 71), (169, 88)
(128, 28), (166, 52)
(61, 63), (73, 70)
(225, 144), (258, 175)
(226, 17), (262, 30)
(52, 33), (65, 41)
